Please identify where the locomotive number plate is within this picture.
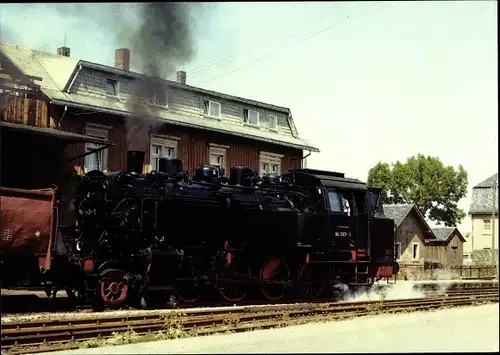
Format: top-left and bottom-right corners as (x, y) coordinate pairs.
(335, 231), (351, 237)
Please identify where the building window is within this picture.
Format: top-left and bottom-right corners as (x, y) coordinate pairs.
(412, 243), (419, 260)
(203, 100), (221, 118)
(243, 109), (259, 125)
(268, 114), (278, 130)
(152, 90), (168, 107)
(209, 144), (228, 173)
(84, 125), (109, 173)
(395, 242), (402, 260)
(150, 135), (178, 171)
(105, 79), (118, 96)
(260, 151), (283, 176)
(483, 219), (491, 233)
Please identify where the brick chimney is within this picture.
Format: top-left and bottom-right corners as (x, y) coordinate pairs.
(57, 46), (71, 57)
(176, 70), (186, 84)
(115, 48), (130, 71)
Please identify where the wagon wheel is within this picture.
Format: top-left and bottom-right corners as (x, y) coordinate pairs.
(99, 269), (129, 307)
(297, 263), (324, 300)
(175, 257), (205, 304)
(218, 256), (252, 303)
(260, 258), (290, 301)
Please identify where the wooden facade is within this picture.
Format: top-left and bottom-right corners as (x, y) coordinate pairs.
(0, 73), (49, 128)
(1, 95), (50, 128)
(58, 109), (303, 176)
(395, 209), (431, 265)
(426, 230), (465, 267)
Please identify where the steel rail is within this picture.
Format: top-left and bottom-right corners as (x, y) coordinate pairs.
(1, 287), (495, 327)
(1, 289), (498, 354)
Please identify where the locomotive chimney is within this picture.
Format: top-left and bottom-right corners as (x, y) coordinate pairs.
(115, 48), (130, 71)
(126, 151), (145, 174)
(176, 70), (186, 84)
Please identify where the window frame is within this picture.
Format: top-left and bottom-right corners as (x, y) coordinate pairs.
(268, 114), (278, 130)
(209, 143), (229, 173)
(395, 242), (402, 260)
(412, 243), (419, 261)
(259, 151), (283, 176)
(204, 100), (222, 118)
(149, 135), (179, 172)
(152, 90), (168, 107)
(105, 78), (118, 97)
(244, 109), (260, 126)
(84, 124), (110, 173)
(483, 219), (492, 233)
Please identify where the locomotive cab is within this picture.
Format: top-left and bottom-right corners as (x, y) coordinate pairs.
(281, 168), (397, 283)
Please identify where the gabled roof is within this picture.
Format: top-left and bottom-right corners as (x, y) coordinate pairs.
(474, 173), (498, 188)
(0, 42), (78, 100)
(427, 227), (466, 244)
(0, 42), (318, 152)
(382, 204), (414, 227)
(383, 203), (436, 239)
(469, 173), (498, 215)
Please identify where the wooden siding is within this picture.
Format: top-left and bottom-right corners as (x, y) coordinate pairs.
(396, 210), (431, 265)
(1, 95), (49, 128)
(58, 109), (303, 176)
(426, 233), (464, 267)
(161, 124), (302, 175)
(58, 111), (126, 173)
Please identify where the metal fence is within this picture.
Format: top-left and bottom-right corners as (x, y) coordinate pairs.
(397, 264), (498, 281)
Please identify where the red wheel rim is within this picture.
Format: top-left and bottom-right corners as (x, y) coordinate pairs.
(260, 259), (290, 301)
(218, 257), (251, 303)
(175, 257), (205, 304)
(100, 269), (128, 306)
(297, 263), (324, 299)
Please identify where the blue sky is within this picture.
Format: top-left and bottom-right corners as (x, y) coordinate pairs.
(0, 1), (497, 233)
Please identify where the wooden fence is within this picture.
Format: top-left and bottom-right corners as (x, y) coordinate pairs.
(397, 264), (498, 281)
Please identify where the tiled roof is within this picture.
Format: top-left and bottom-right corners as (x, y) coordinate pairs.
(383, 203), (437, 240)
(474, 173), (498, 188)
(469, 173), (499, 215)
(382, 204), (414, 227)
(0, 42), (318, 152)
(430, 227), (455, 241)
(427, 227), (466, 244)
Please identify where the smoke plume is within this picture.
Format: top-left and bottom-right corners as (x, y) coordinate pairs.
(51, 3), (199, 153)
(124, 2), (197, 152)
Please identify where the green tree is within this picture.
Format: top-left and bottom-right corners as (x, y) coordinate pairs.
(367, 154), (468, 227)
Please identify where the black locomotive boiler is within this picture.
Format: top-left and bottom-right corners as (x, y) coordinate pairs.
(59, 152), (398, 308)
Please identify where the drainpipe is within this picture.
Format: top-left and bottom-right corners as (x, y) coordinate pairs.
(57, 106), (68, 129)
(67, 64), (82, 93)
(492, 175), (499, 277)
(301, 150), (312, 169)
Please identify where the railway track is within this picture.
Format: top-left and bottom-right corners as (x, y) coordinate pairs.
(2, 279), (497, 315)
(1, 287), (498, 354)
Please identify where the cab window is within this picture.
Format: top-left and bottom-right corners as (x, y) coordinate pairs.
(327, 189), (342, 212)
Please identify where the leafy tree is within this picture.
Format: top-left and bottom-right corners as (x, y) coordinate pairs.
(367, 154), (468, 227)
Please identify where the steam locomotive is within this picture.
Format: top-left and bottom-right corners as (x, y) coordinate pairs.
(46, 150), (398, 308)
(0, 148), (398, 309)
